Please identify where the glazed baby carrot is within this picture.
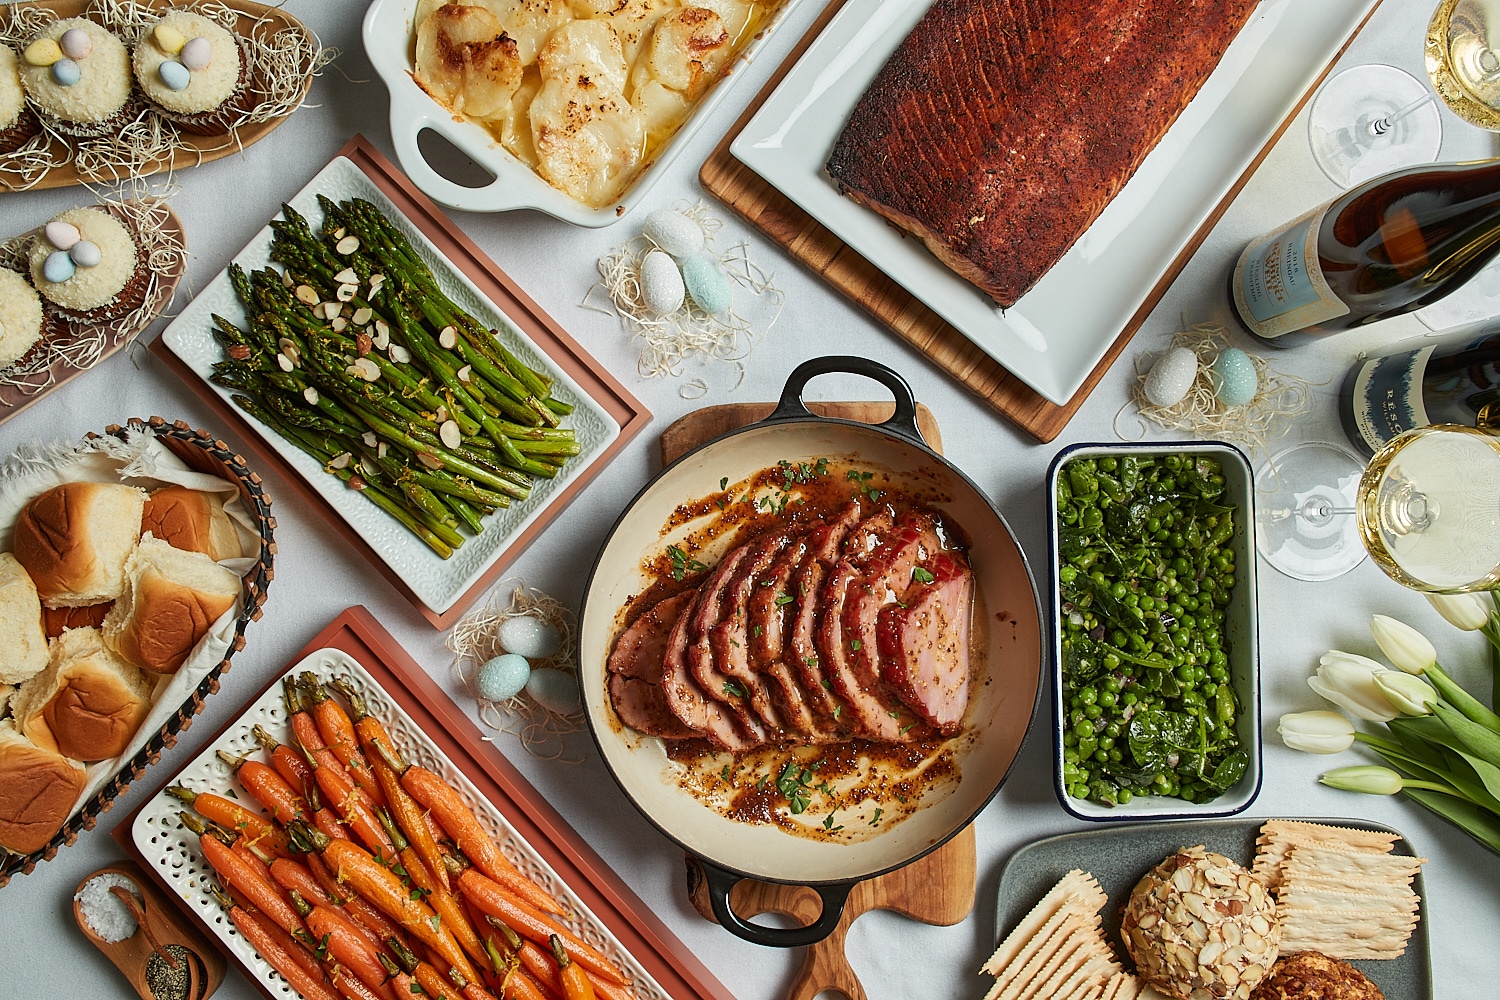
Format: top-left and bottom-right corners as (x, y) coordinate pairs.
(209, 885), (341, 1000)
(302, 673), (387, 808)
(550, 936), (595, 1000)
(378, 955), (420, 999)
(185, 813), (303, 935)
(302, 742), (396, 858)
(328, 962), (394, 1000)
(290, 822), (479, 984)
(456, 870), (625, 986)
(487, 921), (628, 1000)
(304, 903), (394, 996)
(167, 786), (294, 859)
(286, 677), (356, 788)
(253, 724), (317, 801)
(253, 906), (326, 983)
(378, 809), (485, 966)
(307, 853), (406, 947)
(217, 751), (309, 827)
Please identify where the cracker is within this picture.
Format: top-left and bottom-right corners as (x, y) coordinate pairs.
(1100, 974), (1142, 1000)
(1280, 905), (1419, 958)
(1254, 820), (1399, 889)
(1280, 883), (1420, 913)
(1048, 954), (1116, 1000)
(1282, 844), (1424, 884)
(983, 870), (1106, 975)
(992, 912), (1088, 1000)
(1004, 927), (1089, 1000)
(1031, 946), (1102, 1000)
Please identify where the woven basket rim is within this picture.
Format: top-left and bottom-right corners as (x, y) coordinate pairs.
(0, 417), (275, 886)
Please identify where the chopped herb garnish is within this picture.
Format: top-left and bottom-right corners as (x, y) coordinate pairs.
(822, 813), (843, 832)
(900, 721), (916, 734)
(774, 593), (794, 606)
(752, 625), (763, 637)
(225, 788), (238, 799)
(846, 469), (883, 502)
(804, 655), (818, 667)
(409, 886), (431, 901)
(820, 679), (832, 690)
(667, 544), (709, 581)
(723, 680), (746, 698)
(832, 705), (842, 720)
(314, 932), (331, 960)
(817, 781), (833, 795)
(721, 765), (732, 781)
(777, 763), (813, 814)
(730, 638), (740, 648)
(757, 775), (769, 790)
(912, 566), (935, 584)
(410, 985), (425, 996)
(720, 477), (728, 490)
(888, 709), (900, 719)
(429, 915), (441, 932)
(870, 808), (883, 826)
(850, 639), (862, 651)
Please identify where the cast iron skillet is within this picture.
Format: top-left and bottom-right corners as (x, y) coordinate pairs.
(578, 357), (1044, 946)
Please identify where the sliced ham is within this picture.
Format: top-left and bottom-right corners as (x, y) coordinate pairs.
(877, 552), (973, 733)
(659, 589), (762, 751)
(606, 592), (697, 739)
(788, 505), (862, 731)
(709, 530), (796, 734)
(685, 544), (772, 740)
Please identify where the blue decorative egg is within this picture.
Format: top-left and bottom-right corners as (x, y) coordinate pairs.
(69, 240), (101, 268)
(526, 668), (581, 716)
(50, 57), (80, 87)
(642, 209), (704, 258)
(158, 59), (191, 91)
(43, 250), (75, 284)
(639, 249), (684, 315)
(1142, 346), (1198, 407)
(180, 36), (212, 72)
(477, 653), (531, 702)
(681, 255), (731, 315)
(497, 615), (561, 660)
(1211, 348), (1258, 407)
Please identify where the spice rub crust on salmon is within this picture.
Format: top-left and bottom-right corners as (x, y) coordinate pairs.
(825, 0), (1261, 308)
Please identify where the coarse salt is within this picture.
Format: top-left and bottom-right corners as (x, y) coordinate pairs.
(75, 873), (141, 943)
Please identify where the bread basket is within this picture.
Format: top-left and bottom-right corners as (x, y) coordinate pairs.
(0, 417), (275, 886)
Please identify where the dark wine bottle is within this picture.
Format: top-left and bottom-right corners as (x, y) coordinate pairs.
(1339, 317), (1500, 457)
(1229, 157), (1500, 346)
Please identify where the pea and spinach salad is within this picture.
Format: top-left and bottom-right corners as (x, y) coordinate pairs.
(1055, 452), (1248, 807)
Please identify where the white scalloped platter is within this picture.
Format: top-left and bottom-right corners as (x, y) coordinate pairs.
(132, 647), (667, 1000)
(158, 156), (621, 613)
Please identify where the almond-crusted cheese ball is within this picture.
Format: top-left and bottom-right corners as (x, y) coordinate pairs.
(28, 208), (144, 323)
(0, 267), (45, 369)
(18, 19), (135, 139)
(1121, 846), (1281, 1000)
(132, 12), (246, 134)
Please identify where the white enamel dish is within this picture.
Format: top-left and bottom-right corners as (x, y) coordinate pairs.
(731, 0), (1383, 404)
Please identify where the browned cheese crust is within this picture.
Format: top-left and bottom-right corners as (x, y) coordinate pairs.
(826, 0), (1261, 307)
(1249, 951), (1385, 1000)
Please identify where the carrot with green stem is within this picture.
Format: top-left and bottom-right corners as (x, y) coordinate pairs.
(216, 751), (310, 827)
(474, 918), (559, 1000)
(183, 812), (304, 935)
(378, 954), (420, 998)
(286, 677), (356, 788)
(549, 936), (594, 1000)
(208, 884), (341, 1000)
(253, 724), (318, 801)
(301, 672), (387, 808)
(378, 808), (486, 966)
(167, 785), (295, 858)
(288, 820), (479, 984)
(454, 867), (625, 986)
(290, 892), (396, 1000)
(482, 920), (628, 1000)
(388, 937), (499, 1000)
(305, 852), (407, 947)
(300, 739), (397, 858)
(372, 740), (560, 915)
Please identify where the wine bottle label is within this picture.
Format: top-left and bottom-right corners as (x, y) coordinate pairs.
(1232, 203), (1350, 338)
(1349, 345), (1433, 452)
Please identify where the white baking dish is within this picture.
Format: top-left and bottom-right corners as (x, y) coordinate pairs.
(362, 0), (803, 225)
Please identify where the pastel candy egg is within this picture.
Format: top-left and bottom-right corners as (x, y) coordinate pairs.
(639, 249), (685, 315)
(23, 39), (62, 67)
(1211, 347), (1258, 407)
(497, 615), (561, 660)
(477, 653), (531, 702)
(59, 28), (92, 59)
(45, 221), (80, 250)
(69, 240), (101, 268)
(681, 255), (731, 314)
(50, 58), (80, 87)
(158, 59), (191, 91)
(642, 209), (704, 259)
(181, 37), (212, 72)
(526, 668), (581, 716)
(154, 23), (188, 54)
(1142, 346), (1198, 408)
(43, 250), (76, 284)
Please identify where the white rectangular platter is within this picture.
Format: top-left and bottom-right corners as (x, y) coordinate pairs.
(132, 647), (668, 1000)
(731, 0), (1382, 405)
(159, 156), (621, 613)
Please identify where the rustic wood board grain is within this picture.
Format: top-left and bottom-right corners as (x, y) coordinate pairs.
(699, 0), (1387, 442)
(667, 400), (976, 1000)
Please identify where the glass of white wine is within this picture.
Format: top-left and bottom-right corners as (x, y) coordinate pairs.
(1428, 0), (1500, 130)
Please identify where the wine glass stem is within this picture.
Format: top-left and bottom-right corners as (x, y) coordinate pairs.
(1369, 91), (1439, 136)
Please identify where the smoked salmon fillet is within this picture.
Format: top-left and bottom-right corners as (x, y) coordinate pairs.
(826, 0), (1261, 308)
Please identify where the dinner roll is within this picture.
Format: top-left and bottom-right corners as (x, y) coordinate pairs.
(0, 552), (48, 685)
(0, 718), (85, 855)
(140, 486), (243, 562)
(12, 481), (147, 607)
(42, 602), (112, 639)
(102, 536), (241, 674)
(11, 626), (154, 761)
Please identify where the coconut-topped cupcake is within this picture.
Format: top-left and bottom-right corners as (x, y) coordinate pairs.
(0, 47), (41, 154)
(19, 19), (138, 140)
(28, 208), (146, 323)
(0, 267), (45, 369)
(132, 12), (248, 135)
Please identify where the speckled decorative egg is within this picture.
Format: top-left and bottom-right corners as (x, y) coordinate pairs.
(477, 653), (531, 702)
(526, 668), (581, 715)
(681, 254), (731, 314)
(181, 36), (213, 72)
(642, 209), (704, 259)
(640, 249), (685, 315)
(50, 58), (80, 87)
(497, 615), (561, 660)
(42, 250), (75, 284)
(69, 240), (101, 268)
(1142, 347), (1198, 408)
(59, 27), (92, 59)
(1211, 348), (1258, 408)
(158, 59), (191, 91)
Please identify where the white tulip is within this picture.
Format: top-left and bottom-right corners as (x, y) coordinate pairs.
(1373, 670), (1436, 716)
(1320, 765), (1404, 795)
(1309, 651), (1400, 722)
(1424, 592), (1491, 631)
(1370, 615), (1437, 674)
(1278, 710), (1357, 754)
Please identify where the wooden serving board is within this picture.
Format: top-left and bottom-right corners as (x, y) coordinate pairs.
(664, 401), (976, 1000)
(699, 0), (1387, 442)
(0, 0), (315, 192)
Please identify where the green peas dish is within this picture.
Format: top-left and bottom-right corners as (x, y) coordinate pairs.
(1054, 450), (1251, 810)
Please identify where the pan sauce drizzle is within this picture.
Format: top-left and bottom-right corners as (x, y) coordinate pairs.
(615, 456), (983, 844)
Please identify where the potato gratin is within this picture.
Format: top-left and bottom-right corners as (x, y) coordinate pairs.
(412, 0), (780, 208)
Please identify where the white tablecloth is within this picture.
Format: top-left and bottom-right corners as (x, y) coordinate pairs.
(2, 1), (1497, 997)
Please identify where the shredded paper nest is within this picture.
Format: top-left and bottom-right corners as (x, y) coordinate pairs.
(448, 579), (584, 761)
(0, 194), (187, 403)
(0, 0), (330, 190)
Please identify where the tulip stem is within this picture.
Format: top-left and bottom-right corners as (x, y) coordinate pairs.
(1402, 779), (1467, 797)
(1486, 596), (1500, 712)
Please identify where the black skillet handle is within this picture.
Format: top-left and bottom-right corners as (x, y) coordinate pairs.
(696, 856), (854, 948)
(763, 356), (928, 449)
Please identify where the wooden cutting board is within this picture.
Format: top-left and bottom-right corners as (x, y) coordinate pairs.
(663, 401), (976, 1000)
(699, 0), (1386, 442)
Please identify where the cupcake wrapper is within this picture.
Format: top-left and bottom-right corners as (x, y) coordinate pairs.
(0, 307), (66, 373)
(45, 238), (150, 325)
(35, 92), (147, 142)
(0, 108), (43, 155)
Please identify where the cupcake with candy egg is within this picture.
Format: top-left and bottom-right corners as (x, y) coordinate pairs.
(27, 208), (147, 324)
(0, 47), (42, 154)
(0, 267), (48, 370)
(132, 12), (249, 136)
(18, 19), (140, 140)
